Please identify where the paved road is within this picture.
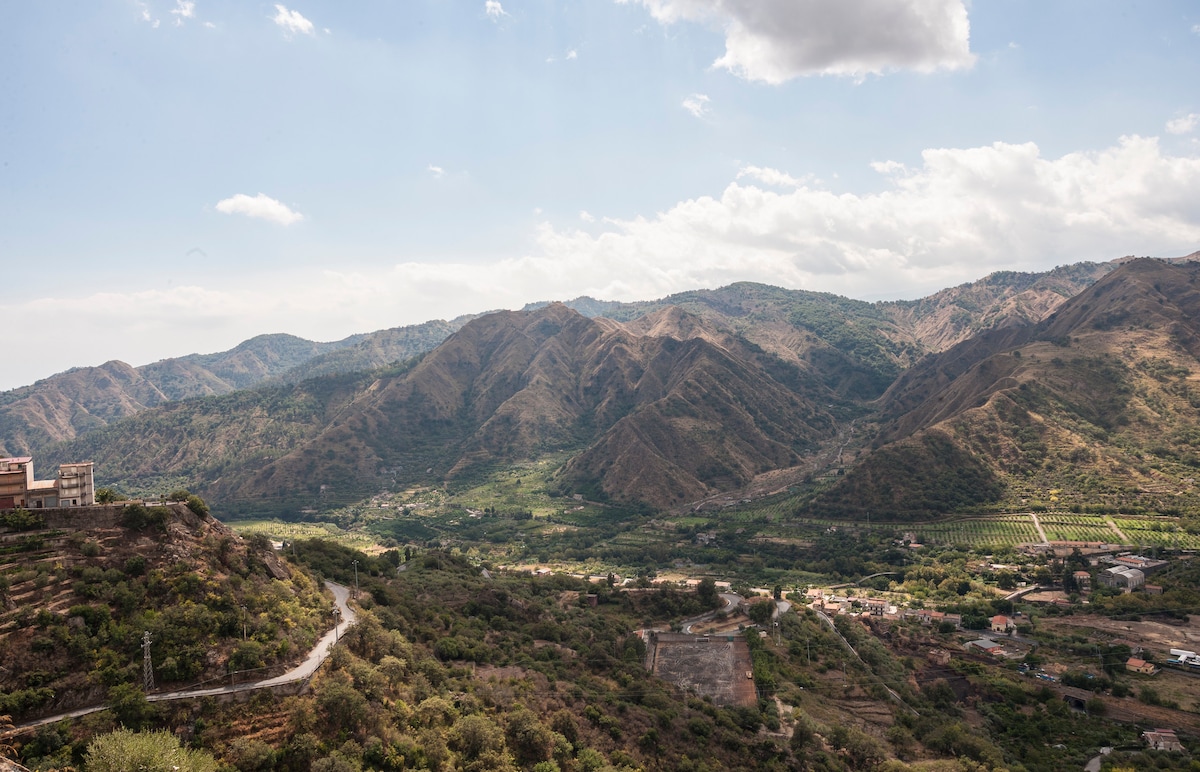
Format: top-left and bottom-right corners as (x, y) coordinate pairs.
(681, 592), (742, 633)
(7, 581), (356, 735)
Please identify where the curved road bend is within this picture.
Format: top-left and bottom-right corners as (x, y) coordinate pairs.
(8, 581), (357, 734)
(682, 593), (743, 633)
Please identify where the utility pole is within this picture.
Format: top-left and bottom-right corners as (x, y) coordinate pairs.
(240, 605), (247, 641)
(142, 631), (154, 692)
(333, 607), (341, 642)
(352, 559), (360, 599)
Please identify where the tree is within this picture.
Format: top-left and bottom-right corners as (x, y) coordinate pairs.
(449, 714), (510, 765)
(228, 737), (277, 771)
(85, 728), (218, 772)
(185, 494), (210, 517)
(748, 599), (775, 626)
(107, 683), (157, 730)
(697, 577), (718, 607)
(315, 675), (369, 732)
(506, 708), (555, 765)
(0, 508), (43, 531)
(95, 487), (124, 504)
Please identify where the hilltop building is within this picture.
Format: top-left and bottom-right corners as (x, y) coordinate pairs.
(0, 457), (95, 509)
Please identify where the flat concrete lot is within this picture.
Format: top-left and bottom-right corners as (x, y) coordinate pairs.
(646, 632), (757, 707)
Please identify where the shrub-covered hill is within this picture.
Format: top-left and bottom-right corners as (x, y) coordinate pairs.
(0, 500), (332, 721)
(9, 542), (1170, 771)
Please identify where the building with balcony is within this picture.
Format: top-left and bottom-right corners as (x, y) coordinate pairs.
(0, 457), (94, 509)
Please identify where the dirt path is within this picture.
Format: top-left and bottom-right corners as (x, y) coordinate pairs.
(1029, 512), (1049, 544)
(1105, 516), (1130, 543)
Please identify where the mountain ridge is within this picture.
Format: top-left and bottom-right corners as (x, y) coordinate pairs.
(807, 258), (1200, 518)
(14, 254), (1200, 516)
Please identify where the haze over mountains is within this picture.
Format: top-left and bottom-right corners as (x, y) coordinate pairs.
(7, 254), (1200, 519)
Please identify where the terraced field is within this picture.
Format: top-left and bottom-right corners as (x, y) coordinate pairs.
(907, 515), (1041, 549)
(1037, 514), (1121, 543)
(1112, 517), (1200, 549)
(903, 513), (1198, 549)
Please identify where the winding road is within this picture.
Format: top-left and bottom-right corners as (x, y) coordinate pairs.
(681, 592), (743, 633)
(6, 581), (357, 735)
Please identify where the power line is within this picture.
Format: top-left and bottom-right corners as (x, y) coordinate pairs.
(142, 630), (155, 692)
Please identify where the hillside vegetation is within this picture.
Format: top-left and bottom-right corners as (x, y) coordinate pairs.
(0, 499), (331, 721)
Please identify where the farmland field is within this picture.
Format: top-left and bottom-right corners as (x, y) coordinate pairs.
(897, 513), (1197, 549)
(227, 519), (385, 552)
(1112, 517), (1200, 549)
(1037, 514), (1120, 543)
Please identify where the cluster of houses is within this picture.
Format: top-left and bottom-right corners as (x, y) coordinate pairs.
(0, 456), (95, 510)
(806, 589), (968, 630)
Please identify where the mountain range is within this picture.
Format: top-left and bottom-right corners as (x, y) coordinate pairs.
(8, 253), (1200, 518)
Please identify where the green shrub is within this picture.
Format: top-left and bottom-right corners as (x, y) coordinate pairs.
(0, 508), (44, 531)
(85, 728), (218, 772)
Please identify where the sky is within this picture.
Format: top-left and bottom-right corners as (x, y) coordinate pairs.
(2, 0), (1200, 390)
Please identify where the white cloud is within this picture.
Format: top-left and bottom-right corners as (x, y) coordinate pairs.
(682, 93), (710, 118)
(428, 165), (446, 179)
(737, 165), (806, 188)
(619, 0), (975, 83)
(214, 193), (304, 225)
(1166, 114), (1199, 135)
(1193, 24), (1200, 35)
(137, 3), (161, 28)
(171, 0), (195, 24)
(9, 135), (1200, 392)
(272, 4), (315, 36)
(485, 1), (508, 20)
(580, 211), (596, 223)
(566, 50), (578, 60)
(510, 135), (1200, 301)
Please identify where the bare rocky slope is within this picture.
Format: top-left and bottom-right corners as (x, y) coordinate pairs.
(0, 321), (469, 457)
(214, 304), (838, 511)
(21, 254), (1200, 517)
(4, 260), (1113, 460)
(809, 258), (1200, 518)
